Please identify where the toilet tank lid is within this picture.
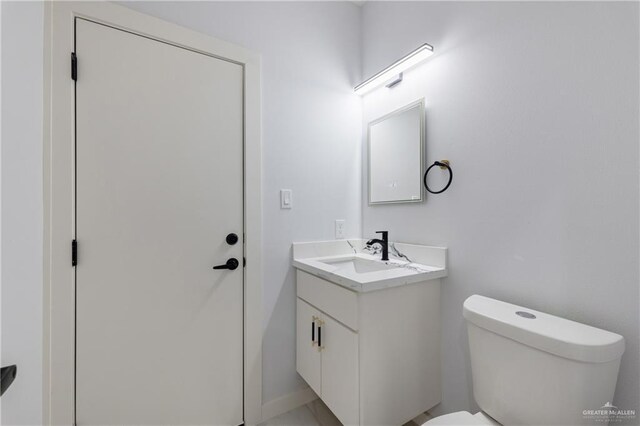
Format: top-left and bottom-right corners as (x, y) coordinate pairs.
(463, 295), (625, 363)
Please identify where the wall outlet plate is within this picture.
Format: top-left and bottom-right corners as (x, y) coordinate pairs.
(335, 219), (346, 239)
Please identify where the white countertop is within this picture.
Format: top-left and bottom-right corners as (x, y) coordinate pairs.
(292, 239), (448, 293)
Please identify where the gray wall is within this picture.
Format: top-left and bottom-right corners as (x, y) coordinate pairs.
(361, 1), (639, 419)
(0, 2), (44, 425)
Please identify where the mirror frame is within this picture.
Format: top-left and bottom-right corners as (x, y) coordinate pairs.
(367, 98), (425, 205)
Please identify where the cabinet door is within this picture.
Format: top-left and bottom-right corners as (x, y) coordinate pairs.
(296, 298), (321, 395)
(321, 316), (359, 426)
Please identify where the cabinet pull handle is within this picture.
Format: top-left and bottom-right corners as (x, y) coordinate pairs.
(311, 316), (319, 346)
(317, 324), (322, 349)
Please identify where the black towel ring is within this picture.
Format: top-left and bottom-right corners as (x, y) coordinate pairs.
(423, 160), (453, 194)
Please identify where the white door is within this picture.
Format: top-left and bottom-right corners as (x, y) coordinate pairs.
(75, 18), (244, 425)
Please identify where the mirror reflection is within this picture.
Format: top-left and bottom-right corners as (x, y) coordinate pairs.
(368, 99), (425, 204)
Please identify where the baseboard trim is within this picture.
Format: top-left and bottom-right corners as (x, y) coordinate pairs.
(261, 386), (319, 423)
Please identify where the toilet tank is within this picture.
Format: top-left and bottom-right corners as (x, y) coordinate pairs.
(463, 295), (625, 426)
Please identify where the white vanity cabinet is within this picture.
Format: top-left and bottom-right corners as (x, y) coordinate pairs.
(296, 270), (442, 426)
(297, 298), (360, 425)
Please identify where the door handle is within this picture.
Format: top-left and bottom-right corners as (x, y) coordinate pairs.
(312, 316), (318, 346)
(315, 319), (324, 351)
(0, 365), (17, 397)
(213, 258), (239, 271)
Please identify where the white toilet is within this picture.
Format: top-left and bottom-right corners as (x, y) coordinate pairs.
(425, 295), (625, 425)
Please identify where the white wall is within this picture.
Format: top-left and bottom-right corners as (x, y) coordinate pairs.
(0, 1), (44, 425)
(120, 1), (363, 405)
(361, 1), (639, 419)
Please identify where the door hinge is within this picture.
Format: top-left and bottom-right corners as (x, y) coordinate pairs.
(72, 240), (78, 266)
(71, 52), (77, 81)
(243, 257), (246, 267)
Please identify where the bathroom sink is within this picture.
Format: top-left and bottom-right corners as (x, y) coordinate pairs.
(320, 257), (400, 274)
(292, 240), (447, 292)
(294, 252), (443, 291)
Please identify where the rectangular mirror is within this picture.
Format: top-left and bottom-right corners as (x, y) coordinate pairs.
(368, 99), (425, 204)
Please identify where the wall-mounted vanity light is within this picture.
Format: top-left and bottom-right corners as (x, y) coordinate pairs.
(354, 43), (434, 96)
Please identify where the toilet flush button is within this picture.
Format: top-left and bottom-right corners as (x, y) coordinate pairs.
(516, 311), (536, 319)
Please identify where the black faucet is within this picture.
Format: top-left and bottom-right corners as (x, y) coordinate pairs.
(366, 231), (389, 261)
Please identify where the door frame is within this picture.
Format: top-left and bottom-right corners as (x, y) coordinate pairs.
(43, 2), (263, 424)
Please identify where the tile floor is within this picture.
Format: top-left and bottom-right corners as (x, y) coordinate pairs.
(259, 398), (431, 426)
(259, 399), (340, 426)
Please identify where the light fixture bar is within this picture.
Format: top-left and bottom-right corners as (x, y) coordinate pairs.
(354, 43), (434, 96)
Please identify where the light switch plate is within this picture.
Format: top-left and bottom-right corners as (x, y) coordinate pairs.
(280, 189), (292, 209)
(335, 219), (346, 239)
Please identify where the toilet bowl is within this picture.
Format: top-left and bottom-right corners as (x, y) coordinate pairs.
(424, 295), (625, 426)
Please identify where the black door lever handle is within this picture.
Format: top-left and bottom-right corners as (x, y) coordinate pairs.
(1, 365), (17, 397)
(213, 258), (239, 271)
